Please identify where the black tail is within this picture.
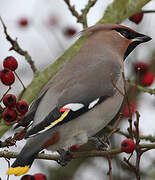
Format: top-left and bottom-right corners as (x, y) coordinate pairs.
(7, 142), (41, 176)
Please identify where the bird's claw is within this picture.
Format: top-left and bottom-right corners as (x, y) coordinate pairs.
(57, 149), (72, 166)
(89, 136), (110, 151)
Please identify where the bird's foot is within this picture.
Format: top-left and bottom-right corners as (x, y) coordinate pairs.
(89, 136), (110, 151)
(57, 149), (72, 166)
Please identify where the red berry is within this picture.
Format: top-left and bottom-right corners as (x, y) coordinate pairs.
(121, 138), (136, 153)
(2, 108), (17, 123)
(20, 175), (35, 180)
(121, 102), (136, 118)
(129, 13), (144, 24)
(3, 94), (16, 107)
(14, 131), (26, 141)
(3, 56), (18, 71)
(64, 27), (76, 37)
(134, 62), (149, 74)
(141, 71), (154, 86)
(33, 173), (47, 180)
(0, 68), (15, 86)
(70, 144), (81, 152)
(49, 16), (58, 26)
(18, 18), (29, 27)
(16, 100), (29, 114)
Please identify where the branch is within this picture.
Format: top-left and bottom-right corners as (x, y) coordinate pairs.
(0, 149), (122, 160)
(81, 0), (98, 28)
(0, 17), (38, 74)
(0, 143), (155, 160)
(99, 0), (151, 24)
(64, 0), (82, 24)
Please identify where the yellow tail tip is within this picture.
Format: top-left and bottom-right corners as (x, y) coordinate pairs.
(6, 166), (30, 176)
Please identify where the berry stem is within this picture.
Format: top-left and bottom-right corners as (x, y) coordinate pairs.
(0, 86), (11, 103)
(14, 71), (26, 90)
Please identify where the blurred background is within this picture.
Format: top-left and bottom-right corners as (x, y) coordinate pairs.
(0, 0), (155, 179)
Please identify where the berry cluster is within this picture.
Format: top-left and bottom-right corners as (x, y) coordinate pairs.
(134, 61), (154, 86)
(21, 173), (47, 180)
(2, 94), (28, 124)
(0, 56), (28, 124)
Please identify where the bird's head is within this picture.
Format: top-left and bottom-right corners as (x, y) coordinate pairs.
(81, 24), (152, 60)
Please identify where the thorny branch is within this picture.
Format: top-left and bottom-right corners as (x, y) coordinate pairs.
(0, 17), (38, 74)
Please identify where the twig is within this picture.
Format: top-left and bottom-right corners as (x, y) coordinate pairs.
(107, 155), (113, 180)
(104, 115), (121, 143)
(123, 157), (136, 171)
(122, 72), (133, 139)
(134, 111), (141, 145)
(0, 137), (16, 148)
(81, 0), (98, 28)
(5, 157), (10, 180)
(0, 17), (37, 74)
(0, 126), (29, 148)
(64, 0), (82, 24)
(135, 114), (142, 180)
(64, 0), (98, 28)
(128, 79), (155, 95)
(141, 10), (155, 13)
(106, 125), (155, 143)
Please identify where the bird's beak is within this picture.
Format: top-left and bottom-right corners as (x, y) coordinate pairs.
(134, 34), (152, 43)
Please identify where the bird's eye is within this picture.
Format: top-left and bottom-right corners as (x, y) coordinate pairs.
(120, 30), (129, 38)
(114, 28), (135, 39)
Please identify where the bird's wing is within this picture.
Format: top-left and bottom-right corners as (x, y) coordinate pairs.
(25, 56), (122, 138)
(14, 90), (48, 128)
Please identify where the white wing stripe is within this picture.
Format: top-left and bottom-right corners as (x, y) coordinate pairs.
(63, 103), (84, 111)
(88, 98), (100, 109)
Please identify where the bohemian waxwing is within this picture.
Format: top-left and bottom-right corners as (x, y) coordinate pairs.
(7, 24), (151, 176)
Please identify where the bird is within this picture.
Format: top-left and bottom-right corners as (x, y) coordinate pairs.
(7, 24), (151, 176)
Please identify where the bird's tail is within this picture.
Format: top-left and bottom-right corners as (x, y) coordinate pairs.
(6, 143), (41, 176)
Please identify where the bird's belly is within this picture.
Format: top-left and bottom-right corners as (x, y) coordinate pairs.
(47, 82), (124, 151)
